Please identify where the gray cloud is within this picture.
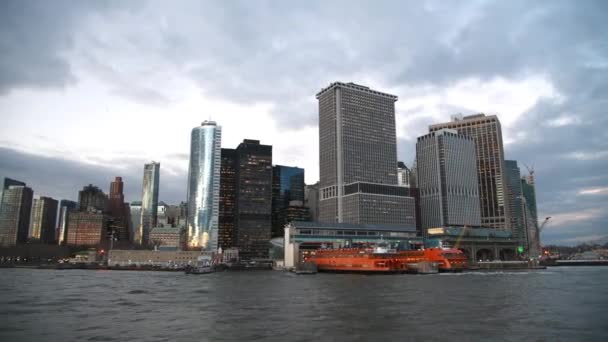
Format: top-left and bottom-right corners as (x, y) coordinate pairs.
(0, 147), (186, 205)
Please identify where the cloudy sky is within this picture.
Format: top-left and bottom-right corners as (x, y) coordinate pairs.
(1, 0), (606, 245)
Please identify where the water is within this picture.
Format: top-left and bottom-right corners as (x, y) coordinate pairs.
(1, 267), (607, 341)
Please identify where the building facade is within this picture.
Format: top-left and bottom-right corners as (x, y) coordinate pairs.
(0, 185), (33, 246)
(504, 160), (525, 246)
(29, 196), (58, 243)
(57, 199), (78, 245)
(108, 177), (130, 243)
(397, 161), (412, 187)
(78, 184), (108, 212)
(429, 114), (510, 231)
(140, 162), (160, 246)
(304, 182), (320, 222)
(129, 201), (142, 244)
(186, 121), (221, 251)
(219, 148), (237, 249)
(234, 139), (273, 259)
(316, 82), (415, 226)
(66, 210), (109, 247)
(149, 227), (181, 250)
(416, 129), (481, 231)
(271, 165), (305, 237)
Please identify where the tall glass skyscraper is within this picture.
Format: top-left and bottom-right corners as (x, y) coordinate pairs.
(271, 165), (305, 237)
(186, 121), (222, 251)
(140, 162), (160, 245)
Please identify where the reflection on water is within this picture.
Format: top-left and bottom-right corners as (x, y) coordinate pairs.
(1, 267), (607, 341)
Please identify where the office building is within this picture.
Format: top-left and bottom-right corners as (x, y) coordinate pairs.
(108, 177), (130, 242)
(1, 178), (26, 210)
(316, 82), (416, 226)
(416, 129), (481, 231)
(66, 209), (110, 247)
(29, 196), (58, 243)
(521, 176), (540, 256)
(429, 114), (510, 230)
(504, 160), (525, 245)
(0, 184), (33, 246)
(186, 121), (221, 250)
(130, 201), (142, 244)
(57, 200), (78, 245)
(78, 184), (108, 212)
(219, 140), (273, 259)
(305, 182), (320, 222)
(271, 165), (305, 237)
(140, 162), (160, 246)
(219, 148), (237, 249)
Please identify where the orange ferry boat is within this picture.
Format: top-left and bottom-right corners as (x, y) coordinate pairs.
(308, 246), (467, 273)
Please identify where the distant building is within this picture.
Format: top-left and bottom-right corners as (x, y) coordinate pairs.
(219, 148), (237, 250)
(430, 114), (510, 230)
(279, 201), (311, 225)
(186, 121), (221, 251)
(78, 184), (108, 212)
(140, 162), (160, 246)
(316, 82), (416, 227)
(416, 129), (481, 232)
(149, 226), (181, 250)
(0, 184), (33, 246)
(157, 202), (183, 227)
(57, 199), (77, 245)
(304, 182), (320, 222)
(271, 165), (305, 238)
(108, 177), (130, 243)
(521, 177), (540, 256)
(66, 209), (110, 247)
(397, 162), (412, 187)
(504, 160), (525, 246)
(219, 140), (273, 259)
(0, 177), (25, 212)
(29, 196), (58, 244)
(129, 201), (142, 244)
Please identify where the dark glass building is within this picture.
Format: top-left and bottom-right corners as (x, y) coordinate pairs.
(219, 148), (237, 249)
(504, 160), (525, 245)
(218, 140), (273, 259)
(271, 165), (305, 237)
(78, 184), (108, 212)
(108, 177), (130, 243)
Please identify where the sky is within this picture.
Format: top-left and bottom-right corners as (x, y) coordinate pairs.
(0, 0), (606, 246)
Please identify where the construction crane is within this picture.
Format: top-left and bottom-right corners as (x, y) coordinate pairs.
(523, 163), (535, 185)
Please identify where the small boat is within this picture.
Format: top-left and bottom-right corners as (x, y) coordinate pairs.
(185, 255), (215, 275)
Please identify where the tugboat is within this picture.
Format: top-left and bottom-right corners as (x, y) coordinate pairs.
(185, 255), (215, 274)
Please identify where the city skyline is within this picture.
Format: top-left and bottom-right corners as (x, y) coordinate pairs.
(0, 1), (606, 245)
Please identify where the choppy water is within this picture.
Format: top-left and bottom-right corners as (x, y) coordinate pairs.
(1, 267), (607, 341)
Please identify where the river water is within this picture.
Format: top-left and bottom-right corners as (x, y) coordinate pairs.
(1, 267), (607, 341)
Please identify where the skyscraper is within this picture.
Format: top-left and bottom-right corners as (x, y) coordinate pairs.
(78, 184), (108, 212)
(66, 209), (109, 247)
(219, 148), (237, 249)
(0, 184), (33, 246)
(429, 114), (510, 230)
(316, 81), (415, 227)
(140, 162), (160, 246)
(521, 176), (540, 256)
(416, 129), (481, 231)
(29, 196), (58, 243)
(108, 177), (130, 243)
(129, 201), (142, 243)
(504, 160), (525, 245)
(397, 162), (412, 187)
(271, 165), (305, 237)
(234, 139), (273, 258)
(304, 182), (320, 222)
(186, 121), (221, 251)
(1, 177), (26, 211)
(218, 140), (274, 258)
(57, 199), (77, 245)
